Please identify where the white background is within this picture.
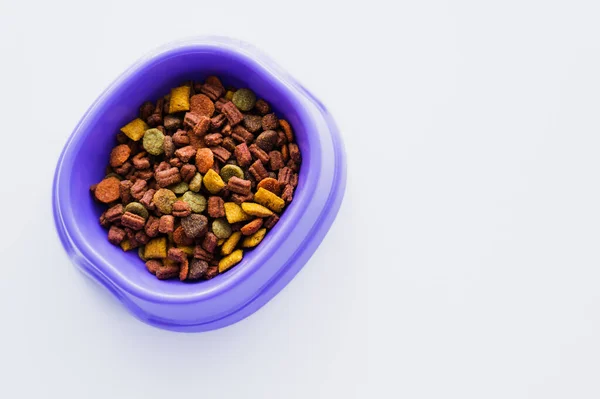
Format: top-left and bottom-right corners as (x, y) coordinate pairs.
(1, 0), (600, 398)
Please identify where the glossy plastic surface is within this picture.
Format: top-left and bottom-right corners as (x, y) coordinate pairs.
(53, 37), (346, 332)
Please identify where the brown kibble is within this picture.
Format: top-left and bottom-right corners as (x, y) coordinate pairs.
(248, 160), (269, 181)
(172, 130), (190, 147)
(234, 142), (252, 167)
(255, 130), (278, 152)
(105, 204), (124, 223)
(269, 151), (284, 170)
(205, 265), (219, 280)
(109, 144), (131, 168)
(192, 115), (211, 136)
(145, 259), (162, 275)
(257, 177), (281, 195)
(204, 133), (223, 147)
(210, 146), (231, 163)
(243, 114), (262, 133)
(231, 125), (254, 144)
(240, 218), (264, 236)
(281, 144), (289, 162)
(158, 215), (175, 234)
(202, 232), (218, 253)
(262, 113), (278, 130)
(130, 179), (147, 200)
(175, 145), (196, 162)
(208, 196), (225, 218)
(121, 212), (146, 230)
(188, 259), (209, 280)
(108, 225), (126, 245)
(172, 200), (191, 217)
(200, 83), (224, 101)
(249, 144), (270, 164)
(221, 101), (244, 125)
(173, 226), (194, 246)
(281, 184), (294, 203)
(289, 143), (301, 163)
(195, 148), (214, 174)
(226, 176), (251, 195)
(190, 94), (215, 117)
(183, 112), (201, 129)
(254, 99), (270, 115)
(95, 177), (121, 203)
(145, 216), (160, 237)
(132, 152), (150, 170)
(180, 164), (197, 183)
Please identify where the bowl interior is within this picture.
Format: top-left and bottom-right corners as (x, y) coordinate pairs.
(62, 47), (317, 297)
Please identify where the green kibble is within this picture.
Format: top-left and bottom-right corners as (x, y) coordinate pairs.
(124, 202), (149, 220)
(212, 218), (232, 239)
(168, 181), (189, 195)
(220, 164), (244, 183)
(142, 128), (165, 156)
(138, 246), (147, 261)
(188, 173), (203, 192)
(153, 188), (177, 214)
(182, 191), (207, 213)
(232, 88), (256, 112)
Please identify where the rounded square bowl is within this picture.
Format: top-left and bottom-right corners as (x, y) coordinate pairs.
(53, 37), (346, 332)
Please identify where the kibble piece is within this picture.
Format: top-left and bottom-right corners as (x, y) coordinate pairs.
(188, 173), (203, 192)
(173, 226), (194, 246)
(109, 144), (131, 168)
(142, 128), (165, 156)
(145, 216), (160, 237)
(195, 148), (214, 174)
(232, 88), (256, 111)
(168, 85), (191, 113)
(255, 130), (278, 152)
(208, 196), (225, 218)
(224, 202), (252, 224)
(257, 177), (281, 195)
(241, 218), (264, 236)
(122, 212), (146, 230)
(279, 119), (294, 142)
(188, 259), (209, 280)
(190, 94), (214, 117)
(144, 237), (167, 259)
(120, 118), (149, 141)
(94, 177), (121, 203)
(181, 214), (208, 238)
(178, 245), (194, 256)
(105, 204), (124, 222)
(241, 202), (274, 217)
(212, 218), (233, 239)
(172, 200), (191, 217)
(221, 232), (242, 256)
(152, 188), (177, 214)
(156, 259), (180, 280)
(108, 225), (126, 245)
(253, 187), (285, 213)
(181, 191), (207, 213)
(202, 232), (219, 253)
(242, 228), (267, 248)
(120, 239), (134, 251)
(218, 249), (243, 273)
(124, 202), (149, 220)
(130, 179), (147, 200)
(221, 101), (244, 125)
(145, 259), (161, 275)
(243, 115), (262, 133)
(168, 181), (189, 195)
(220, 164), (244, 183)
(203, 169), (225, 194)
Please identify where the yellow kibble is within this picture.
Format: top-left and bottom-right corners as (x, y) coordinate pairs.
(178, 245), (194, 256)
(221, 232), (242, 255)
(242, 228), (267, 248)
(225, 90), (234, 101)
(224, 202), (252, 224)
(217, 238), (225, 246)
(253, 188), (285, 213)
(120, 239), (134, 251)
(120, 118), (148, 141)
(218, 249), (243, 273)
(241, 202), (274, 217)
(169, 85), (191, 113)
(144, 237), (167, 259)
(203, 169), (225, 194)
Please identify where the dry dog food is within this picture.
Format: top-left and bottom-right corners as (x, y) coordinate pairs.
(92, 76), (301, 281)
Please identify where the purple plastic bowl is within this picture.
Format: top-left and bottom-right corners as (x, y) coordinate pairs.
(52, 37), (346, 332)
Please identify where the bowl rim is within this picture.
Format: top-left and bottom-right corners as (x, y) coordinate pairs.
(53, 36), (346, 311)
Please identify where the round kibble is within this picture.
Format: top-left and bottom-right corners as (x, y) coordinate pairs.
(189, 94), (215, 117)
(152, 188), (177, 214)
(109, 144), (131, 167)
(188, 173), (203, 192)
(94, 177), (121, 203)
(181, 191), (207, 213)
(195, 148), (214, 174)
(143, 128), (165, 156)
(188, 259), (209, 280)
(124, 202), (149, 220)
(220, 164), (244, 183)
(232, 88), (256, 112)
(168, 181), (189, 195)
(212, 218), (232, 239)
(255, 130), (278, 152)
(181, 214), (208, 238)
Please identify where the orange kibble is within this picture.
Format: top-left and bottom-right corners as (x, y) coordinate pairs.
(195, 148), (214, 174)
(109, 144), (131, 168)
(279, 119), (294, 142)
(94, 177), (121, 203)
(190, 94), (215, 118)
(257, 177), (281, 195)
